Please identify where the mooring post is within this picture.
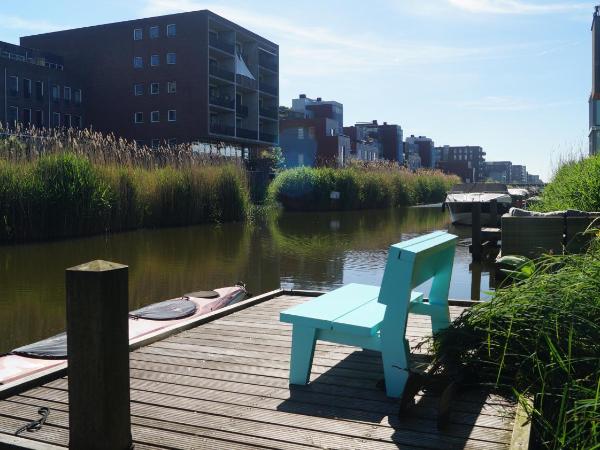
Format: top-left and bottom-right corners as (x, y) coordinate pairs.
(490, 198), (498, 226)
(66, 260), (132, 450)
(472, 202), (482, 262)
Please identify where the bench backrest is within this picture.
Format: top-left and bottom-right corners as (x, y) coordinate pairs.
(378, 231), (458, 307)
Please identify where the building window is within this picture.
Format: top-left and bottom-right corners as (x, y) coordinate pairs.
(166, 52), (176, 64)
(168, 110), (176, 122)
(23, 79), (32, 98)
(64, 114), (72, 128)
(308, 126), (315, 139)
(150, 26), (159, 39)
(151, 139), (160, 149)
(167, 24), (176, 37)
(51, 85), (60, 102)
(134, 112), (143, 123)
(7, 106), (18, 126)
(8, 76), (18, 95)
(35, 110), (44, 127)
(133, 28), (142, 40)
(64, 86), (71, 102)
(52, 112), (60, 127)
(150, 111), (159, 122)
(151, 54), (159, 66)
(167, 81), (176, 93)
(22, 108), (31, 126)
(74, 89), (82, 104)
(133, 56), (143, 68)
(150, 82), (159, 95)
(134, 83), (144, 96)
(168, 138), (177, 146)
(297, 128), (304, 139)
(35, 81), (44, 99)
(72, 116), (82, 128)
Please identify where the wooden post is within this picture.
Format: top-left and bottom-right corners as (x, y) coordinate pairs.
(472, 202), (482, 262)
(66, 260), (131, 450)
(490, 198), (498, 226)
(470, 262), (482, 301)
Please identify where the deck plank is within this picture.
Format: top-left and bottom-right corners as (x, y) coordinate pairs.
(0, 293), (516, 449)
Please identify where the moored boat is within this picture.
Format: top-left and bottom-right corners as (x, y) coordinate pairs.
(445, 183), (512, 226)
(0, 284), (247, 385)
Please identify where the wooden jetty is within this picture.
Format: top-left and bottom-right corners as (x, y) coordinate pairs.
(0, 289), (529, 449)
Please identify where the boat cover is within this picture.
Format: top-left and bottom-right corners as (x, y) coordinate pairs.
(445, 192), (512, 204)
(129, 298), (197, 320)
(507, 188), (530, 198)
(11, 332), (67, 359)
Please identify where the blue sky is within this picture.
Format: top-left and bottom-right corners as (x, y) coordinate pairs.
(2, 0), (595, 179)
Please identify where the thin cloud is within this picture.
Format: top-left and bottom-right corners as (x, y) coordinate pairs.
(0, 14), (64, 33)
(447, 0), (589, 15)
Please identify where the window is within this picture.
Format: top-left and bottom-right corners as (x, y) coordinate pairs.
(22, 108), (31, 125)
(64, 114), (72, 128)
(51, 85), (60, 101)
(35, 110), (44, 127)
(23, 79), (32, 98)
(297, 128), (304, 139)
(133, 56), (143, 68)
(35, 81), (44, 99)
(7, 106), (18, 126)
(8, 76), (18, 95)
(149, 26), (159, 39)
(150, 111), (159, 122)
(133, 28), (142, 40)
(74, 89), (82, 104)
(52, 112), (60, 127)
(72, 116), (82, 128)
(150, 82), (159, 95)
(64, 86), (71, 102)
(151, 139), (160, 149)
(134, 112), (143, 123)
(308, 126), (315, 139)
(298, 153), (304, 166)
(167, 81), (176, 93)
(168, 138), (177, 146)
(166, 52), (176, 64)
(151, 54), (159, 66)
(134, 83), (144, 96)
(168, 110), (176, 122)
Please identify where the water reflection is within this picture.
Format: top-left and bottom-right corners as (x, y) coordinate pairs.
(0, 207), (491, 353)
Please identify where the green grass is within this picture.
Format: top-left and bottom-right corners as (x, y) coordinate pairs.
(535, 154), (600, 212)
(430, 235), (600, 449)
(0, 154), (250, 242)
(266, 166), (459, 211)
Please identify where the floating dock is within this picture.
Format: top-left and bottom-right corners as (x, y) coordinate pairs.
(0, 290), (527, 449)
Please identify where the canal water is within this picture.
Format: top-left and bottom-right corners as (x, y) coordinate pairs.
(0, 206), (492, 353)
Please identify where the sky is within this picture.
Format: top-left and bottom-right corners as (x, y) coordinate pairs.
(1, 0), (595, 180)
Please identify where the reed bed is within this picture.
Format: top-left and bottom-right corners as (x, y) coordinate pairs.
(429, 236), (600, 449)
(0, 127), (250, 242)
(266, 162), (459, 211)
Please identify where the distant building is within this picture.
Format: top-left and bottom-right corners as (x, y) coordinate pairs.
(590, 6), (600, 155)
(405, 135), (435, 168)
(344, 120), (403, 163)
(485, 161), (512, 183)
(435, 145), (486, 182)
(280, 94), (349, 167)
(343, 125), (379, 161)
(0, 41), (85, 129)
(510, 165), (528, 184)
(527, 174), (542, 185)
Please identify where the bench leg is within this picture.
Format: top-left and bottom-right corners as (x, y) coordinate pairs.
(289, 326), (317, 385)
(380, 330), (410, 398)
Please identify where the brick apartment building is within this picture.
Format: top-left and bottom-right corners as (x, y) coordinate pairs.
(435, 145), (486, 182)
(510, 164), (528, 184)
(14, 10), (278, 151)
(405, 135), (435, 168)
(485, 161), (512, 183)
(344, 120), (403, 163)
(1, 41), (84, 129)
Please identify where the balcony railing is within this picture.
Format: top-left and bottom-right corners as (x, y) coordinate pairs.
(259, 106), (278, 119)
(237, 128), (258, 140)
(209, 95), (234, 109)
(236, 74), (258, 90)
(209, 65), (235, 82)
(259, 82), (278, 96)
(209, 34), (234, 54)
(260, 132), (278, 143)
(258, 52), (277, 71)
(236, 103), (249, 117)
(210, 123), (235, 136)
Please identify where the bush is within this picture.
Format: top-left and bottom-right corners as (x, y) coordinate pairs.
(536, 154), (600, 212)
(266, 166), (458, 211)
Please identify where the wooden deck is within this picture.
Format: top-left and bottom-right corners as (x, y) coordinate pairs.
(0, 293), (520, 449)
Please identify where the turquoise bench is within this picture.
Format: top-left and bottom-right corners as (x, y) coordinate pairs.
(280, 231), (458, 398)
